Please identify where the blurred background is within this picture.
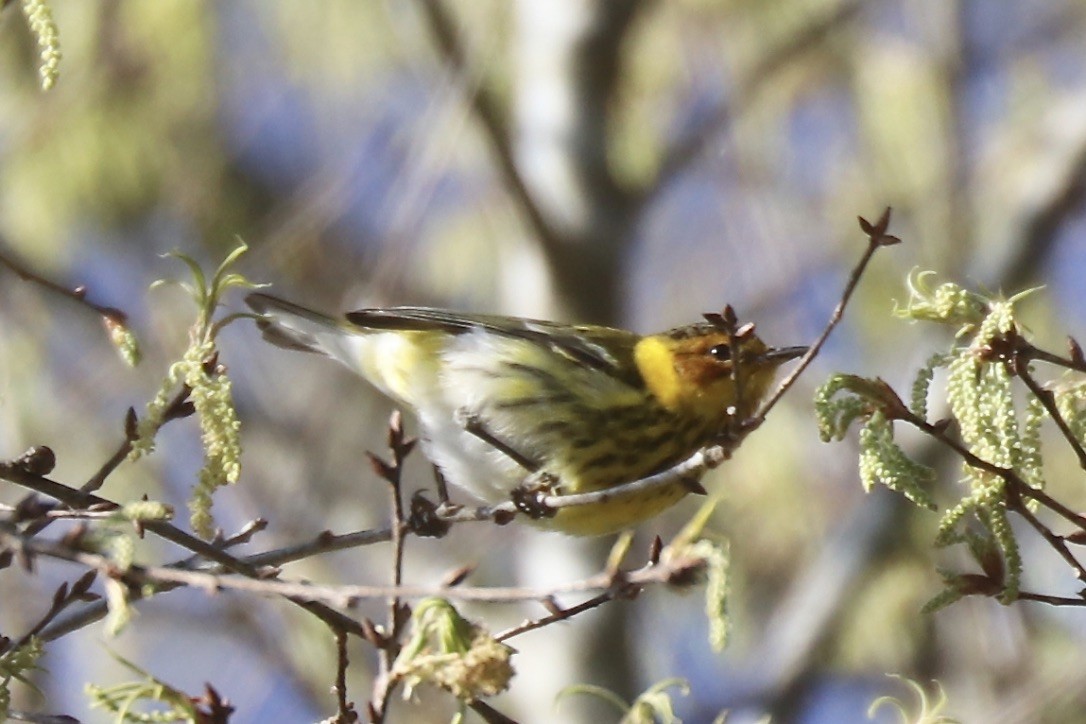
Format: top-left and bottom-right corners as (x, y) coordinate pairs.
(1, 1), (1086, 722)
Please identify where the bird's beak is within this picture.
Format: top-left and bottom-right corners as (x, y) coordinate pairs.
(761, 345), (808, 363)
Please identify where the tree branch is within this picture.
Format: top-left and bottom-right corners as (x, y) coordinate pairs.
(0, 233), (128, 324)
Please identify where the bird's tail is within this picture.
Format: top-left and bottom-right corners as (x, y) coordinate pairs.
(246, 292), (358, 364)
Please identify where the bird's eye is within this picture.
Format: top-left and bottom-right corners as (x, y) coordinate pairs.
(708, 343), (731, 362)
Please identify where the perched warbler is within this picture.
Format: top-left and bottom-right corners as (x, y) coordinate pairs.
(247, 293), (804, 535)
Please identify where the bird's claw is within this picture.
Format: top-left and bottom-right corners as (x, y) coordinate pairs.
(511, 473), (559, 520)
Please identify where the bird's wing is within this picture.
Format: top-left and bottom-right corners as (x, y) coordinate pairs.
(346, 307), (645, 389)
(247, 292), (354, 357)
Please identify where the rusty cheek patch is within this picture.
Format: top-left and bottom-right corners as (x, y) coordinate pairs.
(673, 333), (771, 390)
(670, 334), (731, 387)
(674, 350), (732, 387)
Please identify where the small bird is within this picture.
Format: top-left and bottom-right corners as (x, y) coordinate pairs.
(247, 293), (805, 535)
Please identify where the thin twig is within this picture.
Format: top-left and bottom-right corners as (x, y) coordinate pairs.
(0, 461), (259, 571)
(84, 390), (192, 493)
(1015, 354), (1086, 471)
(757, 208), (900, 418)
(1023, 345), (1086, 374)
(1017, 591), (1086, 606)
(332, 628), (358, 723)
(1011, 483), (1086, 533)
(386, 414), (409, 620)
(5, 508), (125, 523)
(1008, 490), (1086, 584)
(465, 700), (519, 724)
(368, 411), (415, 722)
(886, 377), (1086, 590)
(242, 527), (393, 568)
(23, 390), (192, 541)
(900, 408), (1086, 532)
(217, 518), (269, 550)
(4, 710), (80, 723)
(0, 460), (370, 640)
(535, 447), (717, 510)
(169, 518), (271, 571)
(0, 239), (127, 323)
(0, 571), (97, 657)
(82, 407), (142, 494)
(37, 520), (388, 641)
(1, 528), (698, 608)
(495, 590), (619, 642)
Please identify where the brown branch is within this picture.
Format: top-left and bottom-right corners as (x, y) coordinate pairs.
(876, 373), (1086, 591)
(368, 411), (415, 722)
(332, 629), (358, 723)
(217, 518), (269, 550)
(895, 404), (1086, 532)
(495, 590), (622, 643)
(0, 571), (98, 657)
(0, 236), (128, 324)
(84, 392), (193, 493)
(1007, 489), (1086, 585)
(1014, 347), (1086, 471)
(37, 519), (279, 640)
(19, 392), (192, 542)
(37, 523), (395, 642)
(1017, 591), (1086, 606)
(757, 208), (900, 417)
(5, 527), (700, 609)
(166, 518), (272, 572)
(0, 458), (370, 640)
(1020, 344), (1086, 374)
(242, 526), (393, 568)
(4, 710), (80, 724)
(0, 460), (258, 572)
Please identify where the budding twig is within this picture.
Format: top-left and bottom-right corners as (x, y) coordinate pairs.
(757, 207), (899, 418)
(0, 527), (702, 608)
(0, 238), (128, 324)
(367, 410), (418, 722)
(0, 454), (371, 642)
(333, 629), (358, 723)
(1014, 352), (1086, 472)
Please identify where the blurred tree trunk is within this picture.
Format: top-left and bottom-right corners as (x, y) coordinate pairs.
(511, 0), (643, 324)
(505, 1), (648, 716)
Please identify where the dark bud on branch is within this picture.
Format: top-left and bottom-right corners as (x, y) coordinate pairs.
(13, 446), (56, 475)
(1069, 337), (1085, 367)
(858, 207), (901, 247)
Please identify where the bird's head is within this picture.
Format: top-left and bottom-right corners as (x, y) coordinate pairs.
(634, 322), (805, 423)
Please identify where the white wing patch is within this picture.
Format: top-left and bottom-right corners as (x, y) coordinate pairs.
(428, 331), (544, 502)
